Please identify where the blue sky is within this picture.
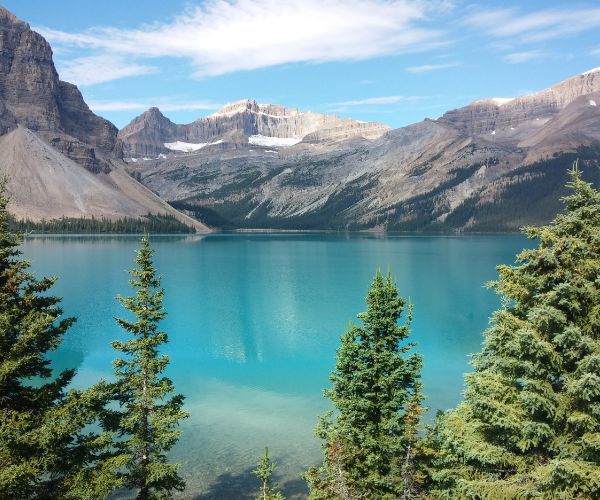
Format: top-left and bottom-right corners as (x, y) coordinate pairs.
(4, 0), (599, 129)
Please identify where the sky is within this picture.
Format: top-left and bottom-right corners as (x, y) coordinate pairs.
(3, 0), (600, 129)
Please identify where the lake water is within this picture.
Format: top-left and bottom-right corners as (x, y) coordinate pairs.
(21, 233), (529, 499)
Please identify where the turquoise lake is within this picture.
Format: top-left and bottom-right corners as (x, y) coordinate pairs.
(21, 233), (530, 499)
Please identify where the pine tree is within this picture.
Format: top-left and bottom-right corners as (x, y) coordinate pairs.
(254, 447), (285, 500)
(305, 270), (425, 499)
(109, 235), (189, 499)
(431, 165), (600, 498)
(0, 179), (123, 498)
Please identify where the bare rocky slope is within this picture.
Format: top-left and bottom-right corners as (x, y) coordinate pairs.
(127, 70), (600, 232)
(0, 7), (207, 231)
(119, 100), (390, 158)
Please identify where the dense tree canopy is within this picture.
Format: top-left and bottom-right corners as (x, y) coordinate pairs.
(431, 166), (600, 498)
(0, 179), (124, 498)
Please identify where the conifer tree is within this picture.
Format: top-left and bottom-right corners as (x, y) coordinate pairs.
(254, 447), (285, 500)
(0, 179), (123, 498)
(305, 270), (425, 499)
(109, 235), (188, 499)
(431, 165), (600, 498)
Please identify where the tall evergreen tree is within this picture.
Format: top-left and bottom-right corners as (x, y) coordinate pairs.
(305, 270), (425, 499)
(109, 235), (188, 499)
(253, 447), (285, 500)
(431, 165), (600, 498)
(0, 179), (123, 498)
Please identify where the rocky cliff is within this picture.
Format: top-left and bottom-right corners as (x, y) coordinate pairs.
(0, 7), (120, 167)
(0, 6), (207, 231)
(119, 99), (390, 158)
(439, 69), (600, 137)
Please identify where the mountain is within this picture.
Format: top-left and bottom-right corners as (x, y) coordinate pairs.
(0, 7), (207, 231)
(126, 70), (600, 232)
(119, 100), (390, 158)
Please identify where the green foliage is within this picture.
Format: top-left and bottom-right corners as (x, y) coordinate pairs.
(7, 213), (194, 234)
(107, 235), (189, 499)
(305, 270), (426, 499)
(431, 164), (600, 498)
(254, 447), (285, 500)
(0, 178), (124, 498)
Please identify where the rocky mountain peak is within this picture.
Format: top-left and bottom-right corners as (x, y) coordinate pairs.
(120, 100), (390, 158)
(0, 6), (27, 28)
(0, 6), (121, 169)
(439, 68), (600, 136)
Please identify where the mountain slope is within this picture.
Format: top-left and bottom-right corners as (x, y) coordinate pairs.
(0, 6), (207, 231)
(127, 70), (600, 232)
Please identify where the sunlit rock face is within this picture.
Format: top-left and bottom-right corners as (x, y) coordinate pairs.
(119, 99), (390, 158)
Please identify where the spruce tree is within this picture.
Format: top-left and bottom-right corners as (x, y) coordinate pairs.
(109, 235), (188, 499)
(431, 165), (600, 498)
(254, 447), (285, 500)
(0, 179), (123, 498)
(305, 270), (425, 499)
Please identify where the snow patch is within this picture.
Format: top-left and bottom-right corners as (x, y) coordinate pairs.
(157, 153), (167, 159)
(590, 99), (597, 107)
(581, 67), (600, 76)
(265, 150), (278, 153)
(490, 130), (496, 135)
(490, 97), (514, 106)
(129, 158), (138, 163)
(164, 140), (223, 152)
(248, 135), (301, 147)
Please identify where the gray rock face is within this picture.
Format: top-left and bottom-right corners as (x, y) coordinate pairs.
(0, 6), (121, 168)
(119, 99), (390, 158)
(439, 70), (600, 136)
(128, 70), (600, 232)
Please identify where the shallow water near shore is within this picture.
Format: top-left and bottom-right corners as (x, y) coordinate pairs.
(21, 232), (530, 498)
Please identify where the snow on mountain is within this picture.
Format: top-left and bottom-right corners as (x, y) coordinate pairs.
(164, 140), (223, 152)
(248, 135), (302, 147)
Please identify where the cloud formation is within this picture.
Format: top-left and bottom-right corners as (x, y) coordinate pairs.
(406, 62), (459, 73)
(465, 6), (600, 42)
(39, 0), (445, 85)
(59, 54), (157, 86)
(503, 50), (546, 64)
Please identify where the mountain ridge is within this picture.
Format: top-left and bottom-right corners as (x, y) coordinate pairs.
(119, 99), (390, 158)
(126, 69), (600, 232)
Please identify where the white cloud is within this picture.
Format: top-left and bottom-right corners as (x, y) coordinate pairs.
(331, 95), (421, 108)
(38, 0), (447, 81)
(465, 6), (600, 42)
(406, 62), (459, 73)
(58, 54), (157, 86)
(503, 50), (545, 64)
(87, 99), (222, 112)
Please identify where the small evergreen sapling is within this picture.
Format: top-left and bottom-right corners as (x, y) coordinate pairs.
(109, 235), (189, 499)
(254, 447), (285, 500)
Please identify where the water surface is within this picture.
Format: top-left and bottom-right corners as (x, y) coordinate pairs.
(22, 233), (529, 498)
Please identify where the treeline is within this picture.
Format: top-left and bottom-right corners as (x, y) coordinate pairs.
(0, 166), (598, 499)
(7, 213), (194, 234)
